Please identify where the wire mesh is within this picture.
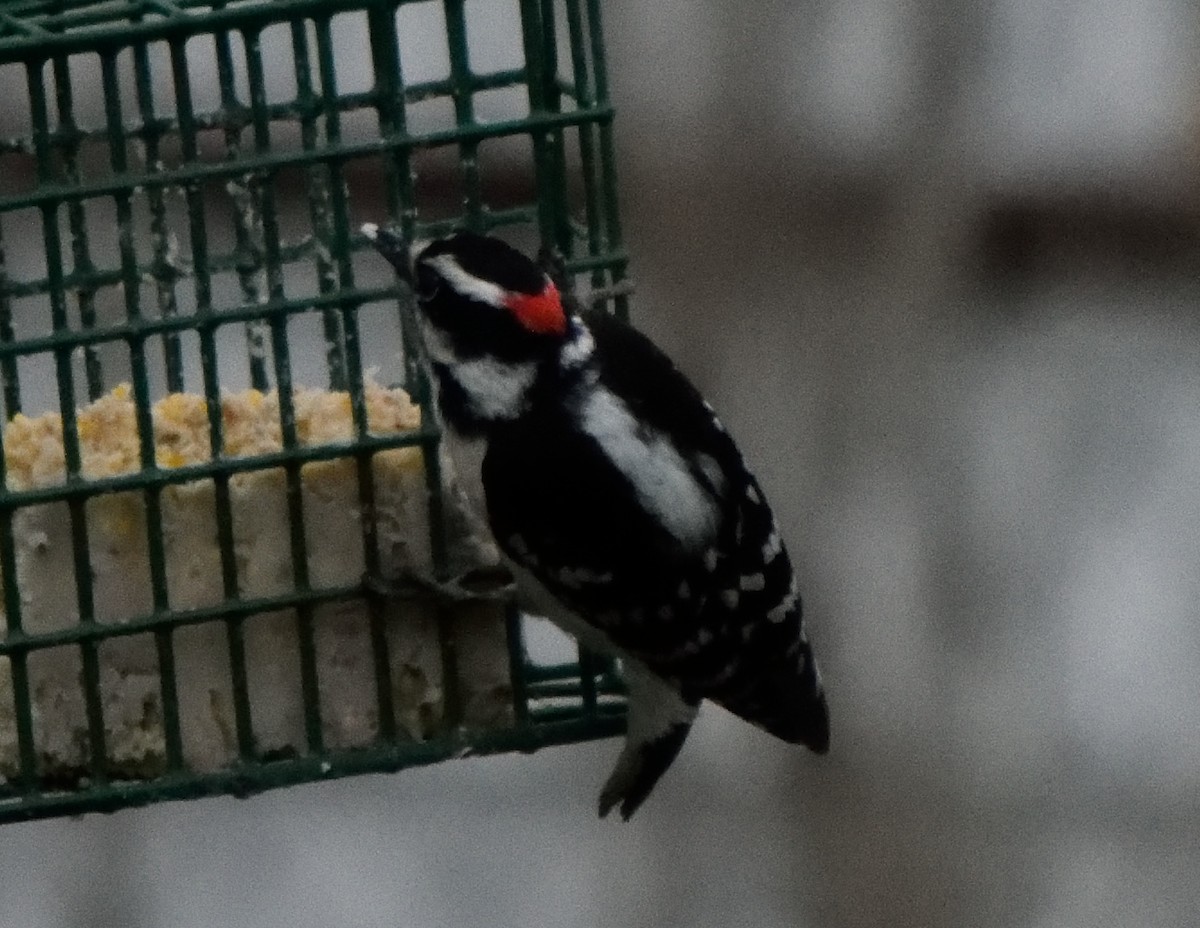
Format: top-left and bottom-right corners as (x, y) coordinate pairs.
(0, 0), (628, 825)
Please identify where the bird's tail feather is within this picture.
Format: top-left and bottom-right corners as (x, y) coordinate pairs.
(721, 642), (830, 753)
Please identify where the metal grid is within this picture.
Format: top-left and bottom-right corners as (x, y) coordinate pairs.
(0, 0), (628, 824)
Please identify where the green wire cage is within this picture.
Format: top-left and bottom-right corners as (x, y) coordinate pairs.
(0, 0), (629, 824)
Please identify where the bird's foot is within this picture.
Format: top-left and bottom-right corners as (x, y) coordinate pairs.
(364, 565), (516, 604)
(596, 662), (700, 820)
(598, 720), (693, 821)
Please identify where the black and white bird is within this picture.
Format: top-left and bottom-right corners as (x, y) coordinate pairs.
(363, 225), (829, 819)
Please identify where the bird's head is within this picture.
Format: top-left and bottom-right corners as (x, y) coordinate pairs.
(363, 224), (589, 426)
(363, 225), (569, 366)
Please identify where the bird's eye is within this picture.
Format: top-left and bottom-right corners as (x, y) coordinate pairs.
(415, 263), (441, 301)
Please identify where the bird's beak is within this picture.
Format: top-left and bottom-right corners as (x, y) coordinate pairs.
(361, 222), (414, 286)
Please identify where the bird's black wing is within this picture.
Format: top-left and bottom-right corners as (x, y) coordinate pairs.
(485, 312), (828, 750)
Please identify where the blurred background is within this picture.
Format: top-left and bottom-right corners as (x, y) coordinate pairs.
(4, 0), (1200, 925)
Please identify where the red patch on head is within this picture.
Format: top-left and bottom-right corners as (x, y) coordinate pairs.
(504, 281), (567, 336)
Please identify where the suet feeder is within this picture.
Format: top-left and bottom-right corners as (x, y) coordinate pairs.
(0, 0), (628, 824)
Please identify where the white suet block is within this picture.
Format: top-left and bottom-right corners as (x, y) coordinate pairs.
(0, 383), (511, 783)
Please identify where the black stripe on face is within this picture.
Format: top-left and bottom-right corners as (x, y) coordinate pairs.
(420, 285), (557, 364)
(418, 231), (546, 296)
(414, 232), (564, 364)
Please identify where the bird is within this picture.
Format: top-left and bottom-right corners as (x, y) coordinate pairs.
(362, 224), (829, 819)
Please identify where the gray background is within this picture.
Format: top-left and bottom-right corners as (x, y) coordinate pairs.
(3, 1), (1200, 925)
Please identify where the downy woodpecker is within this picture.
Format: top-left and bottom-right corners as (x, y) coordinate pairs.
(363, 225), (829, 819)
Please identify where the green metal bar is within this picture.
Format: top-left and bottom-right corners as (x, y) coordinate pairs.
(167, 33), (257, 759)
(0, 219), (21, 415)
(0, 106), (615, 215)
(0, 241), (322, 298)
(366, 0), (420, 388)
(0, 0), (630, 821)
(212, 15), (270, 390)
(443, 0), (483, 231)
(294, 16), (347, 392)
(339, 308), (398, 743)
(0, 284), (408, 357)
(0, 9), (47, 38)
(0, 115), (35, 782)
(524, 659), (623, 686)
(316, 10), (398, 742)
(415, 436), (453, 733)
(0, 440), (36, 787)
(576, 645), (598, 716)
(584, 0), (627, 319)
(517, 0), (558, 251)
(99, 46), (185, 772)
(0, 201), (546, 300)
(562, 0), (604, 288)
(432, 0), (501, 729)
(0, 71), (528, 162)
(526, 679), (623, 701)
(537, 0), (571, 257)
(141, 0), (189, 17)
(0, 428), (432, 511)
(50, 51), (104, 400)
(244, 23), (324, 754)
(399, 2), (466, 728)
(380, 0), (478, 733)
(363, 1), (453, 715)
(27, 55), (109, 782)
(526, 702), (624, 725)
(0, 584), (368, 656)
(0, 712), (626, 826)
(132, 37), (186, 393)
(367, 0), (464, 738)
(0, 253), (625, 361)
(0, 0), (445, 57)
(504, 605), (530, 726)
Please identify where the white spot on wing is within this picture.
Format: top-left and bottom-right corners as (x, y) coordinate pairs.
(767, 591), (797, 623)
(721, 589), (739, 610)
(703, 548), (718, 572)
(762, 530), (782, 562)
(557, 565), (615, 589)
(739, 572), (765, 591)
(580, 386), (719, 549)
(745, 483), (761, 503)
(423, 253), (507, 308)
(677, 580), (690, 600)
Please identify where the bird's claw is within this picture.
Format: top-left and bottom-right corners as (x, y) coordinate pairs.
(364, 565), (516, 604)
(596, 719), (694, 821)
(598, 760), (638, 821)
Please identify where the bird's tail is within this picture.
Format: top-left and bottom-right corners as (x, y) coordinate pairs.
(720, 640), (830, 753)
